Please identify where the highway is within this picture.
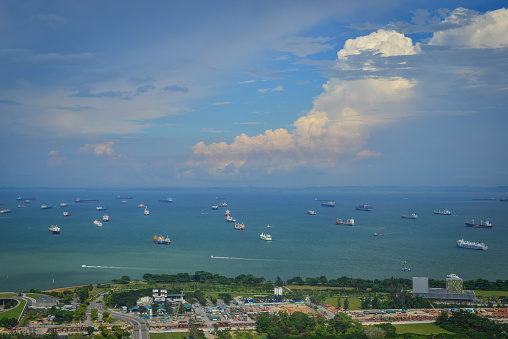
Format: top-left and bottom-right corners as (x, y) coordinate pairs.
(110, 311), (149, 339)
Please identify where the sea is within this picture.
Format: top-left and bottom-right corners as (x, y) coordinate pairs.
(1, 187), (507, 292)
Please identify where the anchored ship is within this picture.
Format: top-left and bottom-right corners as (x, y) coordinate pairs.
(75, 198), (99, 203)
(356, 204), (373, 211)
(465, 219), (492, 228)
(234, 222), (246, 230)
(41, 204), (52, 209)
(153, 235), (171, 244)
(102, 214), (109, 222)
(434, 208), (451, 215)
(158, 198), (173, 203)
(336, 218), (355, 226)
(321, 201), (335, 207)
(260, 232), (272, 241)
(48, 225), (60, 234)
(401, 213), (418, 219)
(456, 238), (488, 250)
(0, 208), (12, 213)
(94, 220), (102, 227)
(96, 206), (106, 211)
(225, 215), (236, 223)
(307, 210), (317, 215)
(63, 211), (71, 217)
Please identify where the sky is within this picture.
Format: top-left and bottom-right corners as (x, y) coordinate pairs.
(0, 0), (507, 188)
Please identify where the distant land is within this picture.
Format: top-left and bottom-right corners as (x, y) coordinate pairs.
(1, 185), (508, 192)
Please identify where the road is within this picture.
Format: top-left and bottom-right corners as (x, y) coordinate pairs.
(110, 311), (149, 339)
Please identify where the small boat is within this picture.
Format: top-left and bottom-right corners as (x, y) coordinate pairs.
(102, 214), (109, 222)
(456, 238), (488, 250)
(48, 225), (60, 234)
(225, 209), (230, 216)
(260, 232), (272, 241)
(500, 197), (508, 202)
(266, 224), (273, 228)
(63, 211), (71, 217)
(401, 267), (411, 272)
(336, 218), (354, 226)
(96, 206), (106, 211)
(401, 213), (418, 219)
(17, 205), (29, 208)
(225, 215), (236, 222)
(144, 207), (149, 215)
(60, 202), (68, 207)
(218, 202), (227, 207)
(307, 210), (317, 215)
(158, 198), (173, 203)
(138, 204), (145, 208)
(94, 220), (102, 227)
(356, 204), (373, 211)
(434, 209), (451, 215)
(122, 200), (127, 204)
(374, 228), (384, 236)
(465, 219), (492, 228)
(211, 205), (218, 210)
(0, 208), (12, 213)
(41, 204), (52, 209)
(116, 196), (133, 199)
(447, 273), (460, 279)
(234, 222), (246, 230)
(321, 201), (335, 207)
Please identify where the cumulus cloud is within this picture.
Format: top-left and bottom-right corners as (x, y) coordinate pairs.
(337, 29), (420, 60)
(429, 8), (508, 48)
(355, 150), (381, 160)
(191, 76), (415, 174)
(80, 141), (115, 156)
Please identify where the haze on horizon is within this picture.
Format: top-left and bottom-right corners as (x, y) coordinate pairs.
(1, 1), (507, 188)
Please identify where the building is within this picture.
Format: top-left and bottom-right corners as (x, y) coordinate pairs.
(411, 275), (475, 302)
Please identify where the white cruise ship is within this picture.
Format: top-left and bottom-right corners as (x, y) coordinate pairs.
(456, 238), (487, 250)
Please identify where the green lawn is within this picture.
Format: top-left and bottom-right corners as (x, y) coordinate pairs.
(394, 322), (453, 335)
(0, 293), (16, 298)
(475, 290), (508, 298)
(324, 297), (361, 310)
(0, 299), (26, 320)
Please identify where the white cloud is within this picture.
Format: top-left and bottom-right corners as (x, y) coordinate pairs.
(47, 150), (65, 166)
(337, 29), (420, 60)
(190, 76), (416, 174)
(80, 141), (115, 155)
(429, 8), (508, 48)
(212, 102), (231, 105)
(355, 150), (381, 160)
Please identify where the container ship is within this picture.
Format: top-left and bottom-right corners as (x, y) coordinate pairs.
(321, 201), (335, 207)
(356, 204), (373, 211)
(456, 238), (488, 250)
(465, 219), (492, 228)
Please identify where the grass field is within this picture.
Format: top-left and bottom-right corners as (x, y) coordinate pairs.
(0, 293), (16, 298)
(323, 297), (361, 310)
(0, 299), (26, 320)
(475, 290), (508, 298)
(394, 322), (453, 335)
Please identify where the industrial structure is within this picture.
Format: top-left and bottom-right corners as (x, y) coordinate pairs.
(411, 275), (475, 302)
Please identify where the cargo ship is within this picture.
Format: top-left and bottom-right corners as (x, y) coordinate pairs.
(465, 219), (492, 228)
(116, 196), (133, 199)
(234, 222), (246, 230)
(94, 220), (102, 227)
(75, 198), (99, 203)
(307, 210), (317, 215)
(336, 218), (355, 226)
(356, 204), (373, 211)
(153, 235), (171, 244)
(49, 225), (60, 234)
(63, 211), (71, 217)
(158, 198), (173, 203)
(60, 202), (68, 207)
(401, 213), (418, 219)
(96, 206), (106, 211)
(260, 232), (272, 241)
(102, 214), (109, 222)
(321, 201), (335, 207)
(41, 204), (52, 209)
(225, 215), (236, 223)
(434, 209), (451, 215)
(0, 208), (12, 213)
(17, 197), (35, 201)
(456, 238), (488, 250)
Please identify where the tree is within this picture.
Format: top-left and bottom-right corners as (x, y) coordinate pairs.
(189, 323), (205, 339)
(275, 276), (283, 287)
(337, 297), (342, 309)
(344, 298), (349, 310)
(87, 326), (95, 335)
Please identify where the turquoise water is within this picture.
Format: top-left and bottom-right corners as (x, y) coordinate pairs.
(0, 188), (507, 292)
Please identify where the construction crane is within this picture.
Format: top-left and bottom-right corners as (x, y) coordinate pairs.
(422, 293), (436, 310)
(491, 295), (502, 307)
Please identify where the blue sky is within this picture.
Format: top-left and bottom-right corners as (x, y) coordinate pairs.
(1, 1), (507, 188)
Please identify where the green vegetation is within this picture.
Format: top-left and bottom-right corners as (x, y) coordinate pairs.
(394, 322), (454, 335)
(436, 310), (508, 338)
(0, 293), (16, 298)
(0, 299), (25, 320)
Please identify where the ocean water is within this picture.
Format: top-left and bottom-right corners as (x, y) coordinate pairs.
(0, 188), (507, 292)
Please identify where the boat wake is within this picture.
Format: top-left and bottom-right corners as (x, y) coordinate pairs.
(210, 256), (276, 261)
(81, 265), (159, 270)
